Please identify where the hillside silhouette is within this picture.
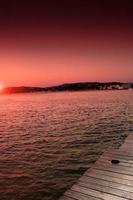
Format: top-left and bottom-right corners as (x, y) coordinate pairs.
(1, 82), (131, 94)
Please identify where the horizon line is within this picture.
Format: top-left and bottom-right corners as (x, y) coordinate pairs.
(1, 81), (132, 89)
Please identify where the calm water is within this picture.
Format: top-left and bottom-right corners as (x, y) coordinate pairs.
(0, 90), (133, 200)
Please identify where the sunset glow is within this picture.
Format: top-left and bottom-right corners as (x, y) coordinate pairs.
(0, 1), (132, 86)
(0, 1), (133, 200)
(0, 84), (4, 91)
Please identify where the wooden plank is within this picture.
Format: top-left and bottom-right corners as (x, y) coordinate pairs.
(84, 171), (133, 186)
(77, 180), (133, 199)
(79, 175), (133, 193)
(124, 140), (133, 144)
(101, 153), (133, 161)
(100, 155), (133, 164)
(96, 158), (133, 169)
(103, 150), (133, 157)
(59, 196), (74, 200)
(88, 168), (133, 181)
(59, 133), (133, 200)
(92, 163), (133, 176)
(98, 157), (133, 167)
(97, 156), (133, 164)
(65, 190), (101, 200)
(93, 165), (133, 180)
(125, 140), (133, 143)
(71, 184), (127, 200)
(115, 152), (133, 157)
(103, 151), (133, 158)
(120, 144), (133, 149)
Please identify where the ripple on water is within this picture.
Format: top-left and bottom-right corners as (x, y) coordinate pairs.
(0, 90), (133, 200)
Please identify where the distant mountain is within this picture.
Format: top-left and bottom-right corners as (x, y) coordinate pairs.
(1, 82), (132, 94)
(130, 83), (133, 88)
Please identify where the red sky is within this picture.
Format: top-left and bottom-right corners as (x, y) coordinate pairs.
(0, 0), (133, 87)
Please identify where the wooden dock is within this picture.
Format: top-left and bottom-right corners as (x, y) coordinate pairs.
(59, 133), (133, 200)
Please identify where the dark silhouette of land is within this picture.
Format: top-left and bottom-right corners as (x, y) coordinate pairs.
(1, 82), (132, 94)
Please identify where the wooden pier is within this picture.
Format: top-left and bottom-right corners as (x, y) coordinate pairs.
(59, 133), (133, 200)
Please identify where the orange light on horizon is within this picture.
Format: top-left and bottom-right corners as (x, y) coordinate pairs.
(0, 84), (4, 91)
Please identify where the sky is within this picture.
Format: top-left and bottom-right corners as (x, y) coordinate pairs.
(0, 0), (133, 87)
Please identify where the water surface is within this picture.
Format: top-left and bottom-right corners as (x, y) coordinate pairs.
(0, 90), (133, 200)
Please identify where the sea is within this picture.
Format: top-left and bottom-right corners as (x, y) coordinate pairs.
(0, 90), (133, 200)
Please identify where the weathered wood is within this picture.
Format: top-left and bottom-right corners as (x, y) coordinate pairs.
(59, 133), (133, 200)
(65, 190), (101, 200)
(71, 184), (127, 200)
(86, 168), (133, 181)
(93, 162), (133, 176)
(79, 176), (133, 192)
(59, 196), (74, 200)
(98, 157), (133, 167)
(100, 155), (133, 164)
(103, 150), (133, 157)
(77, 180), (133, 199)
(85, 171), (133, 186)
(98, 168), (132, 180)
(101, 153), (133, 161)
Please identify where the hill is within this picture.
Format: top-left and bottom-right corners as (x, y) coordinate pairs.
(1, 82), (132, 94)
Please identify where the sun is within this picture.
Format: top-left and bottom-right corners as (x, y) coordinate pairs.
(0, 84), (4, 91)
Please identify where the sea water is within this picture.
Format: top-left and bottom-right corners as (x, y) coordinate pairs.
(0, 90), (133, 200)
